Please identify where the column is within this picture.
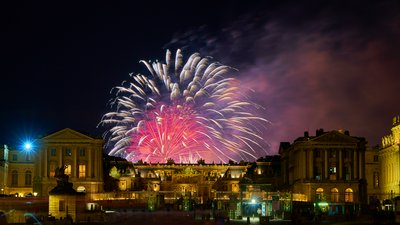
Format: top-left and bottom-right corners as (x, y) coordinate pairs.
(359, 149), (365, 179)
(324, 149), (328, 179)
(88, 147), (92, 178)
(59, 147), (63, 167)
(302, 149), (306, 179)
(338, 150), (342, 180)
(353, 149), (358, 179)
(73, 147), (77, 178)
(94, 148), (99, 179)
(44, 148), (48, 178)
(308, 150), (314, 179)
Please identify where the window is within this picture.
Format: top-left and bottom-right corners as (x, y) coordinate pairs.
(314, 167), (322, 180)
(331, 188), (339, 202)
(65, 165), (72, 175)
(11, 170), (18, 186)
(329, 166), (337, 180)
(373, 155), (379, 162)
(49, 163), (57, 177)
(25, 171), (32, 186)
(65, 148), (72, 156)
(344, 150), (350, 159)
(314, 150), (321, 158)
(79, 164), (86, 178)
(316, 188), (324, 201)
(345, 188), (353, 202)
(345, 166), (351, 180)
(25, 154), (31, 161)
(59, 200), (65, 211)
(373, 172), (379, 188)
(12, 154), (18, 161)
(51, 149), (57, 156)
(79, 148), (85, 157)
(329, 151), (336, 158)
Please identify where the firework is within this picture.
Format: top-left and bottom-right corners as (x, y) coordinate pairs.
(100, 49), (268, 163)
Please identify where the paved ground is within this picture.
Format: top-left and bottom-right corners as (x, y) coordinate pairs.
(13, 211), (398, 225)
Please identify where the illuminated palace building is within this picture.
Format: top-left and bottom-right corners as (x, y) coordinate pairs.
(0, 128), (104, 198)
(279, 129), (370, 215)
(2, 118), (400, 222)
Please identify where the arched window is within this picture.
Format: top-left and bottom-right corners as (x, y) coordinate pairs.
(345, 188), (353, 202)
(331, 188), (339, 202)
(25, 170), (32, 186)
(11, 170), (18, 186)
(316, 188), (324, 201)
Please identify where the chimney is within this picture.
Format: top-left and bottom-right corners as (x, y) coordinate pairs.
(316, 128), (324, 136)
(344, 130), (350, 136)
(304, 131), (309, 138)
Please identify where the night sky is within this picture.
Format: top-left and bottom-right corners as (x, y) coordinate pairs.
(1, 1), (400, 154)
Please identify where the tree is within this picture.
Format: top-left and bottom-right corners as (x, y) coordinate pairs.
(166, 158), (175, 165)
(197, 158), (205, 165)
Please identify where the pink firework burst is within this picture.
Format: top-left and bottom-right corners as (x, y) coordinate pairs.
(100, 49), (269, 163)
(126, 104), (214, 163)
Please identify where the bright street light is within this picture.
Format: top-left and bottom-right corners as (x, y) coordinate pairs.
(24, 142), (32, 151)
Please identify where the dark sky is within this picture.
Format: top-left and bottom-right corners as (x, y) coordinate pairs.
(1, 1), (399, 154)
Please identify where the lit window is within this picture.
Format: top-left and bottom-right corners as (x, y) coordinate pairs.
(345, 188), (353, 202)
(331, 188), (339, 202)
(49, 163), (56, 177)
(316, 188), (324, 201)
(25, 154), (31, 161)
(79, 164), (86, 178)
(50, 149), (57, 156)
(12, 154), (18, 161)
(79, 148), (85, 157)
(65, 165), (72, 175)
(25, 170), (32, 186)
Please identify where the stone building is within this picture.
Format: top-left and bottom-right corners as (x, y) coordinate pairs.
(0, 145), (35, 196)
(380, 115), (400, 201)
(364, 146), (380, 203)
(33, 128), (104, 197)
(279, 129), (367, 215)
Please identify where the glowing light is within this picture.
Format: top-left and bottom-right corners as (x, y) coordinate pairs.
(100, 49), (269, 163)
(318, 202), (329, 207)
(251, 198), (257, 204)
(24, 142), (32, 151)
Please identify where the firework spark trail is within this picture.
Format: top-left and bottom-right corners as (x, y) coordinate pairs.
(100, 49), (269, 163)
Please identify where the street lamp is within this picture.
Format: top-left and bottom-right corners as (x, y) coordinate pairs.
(24, 142), (32, 151)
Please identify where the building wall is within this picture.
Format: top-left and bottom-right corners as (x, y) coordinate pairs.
(365, 146), (380, 202)
(4, 147), (34, 196)
(380, 116), (400, 199)
(33, 128), (104, 197)
(280, 129), (367, 206)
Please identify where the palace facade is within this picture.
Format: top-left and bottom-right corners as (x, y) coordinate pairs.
(2, 118), (400, 222)
(380, 116), (400, 200)
(33, 128), (104, 197)
(279, 129), (368, 214)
